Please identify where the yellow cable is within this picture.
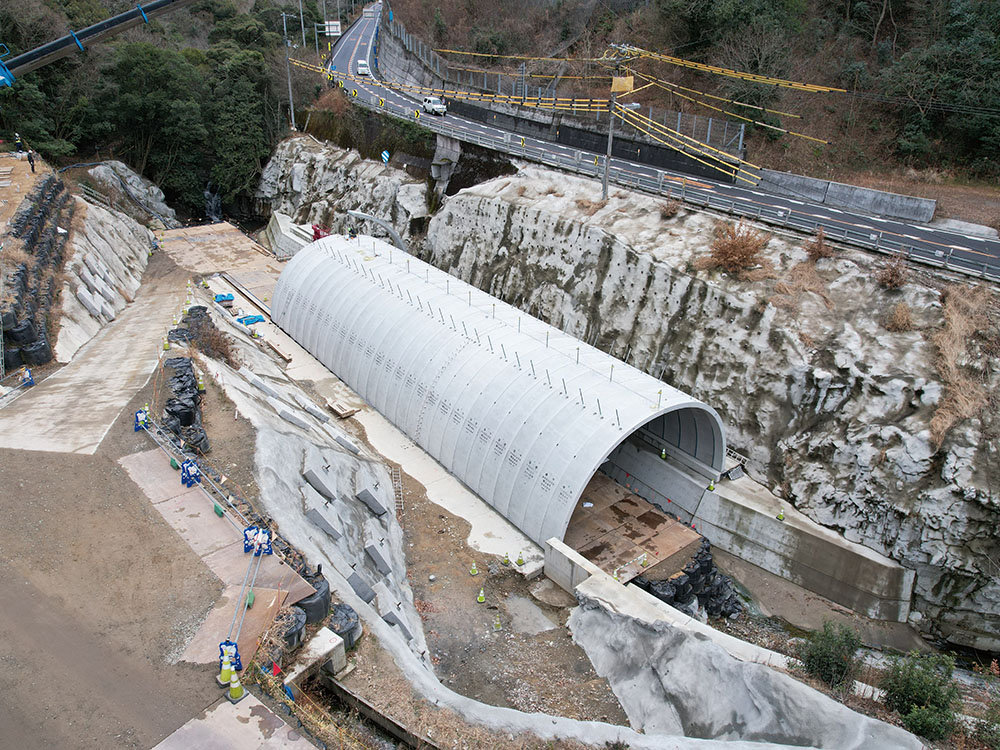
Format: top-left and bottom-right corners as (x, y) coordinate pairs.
(434, 48), (607, 63)
(615, 107), (757, 185)
(617, 102), (761, 170)
(628, 71), (831, 145)
(622, 45), (845, 93)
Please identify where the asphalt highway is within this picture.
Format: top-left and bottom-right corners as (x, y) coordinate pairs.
(326, 3), (1000, 281)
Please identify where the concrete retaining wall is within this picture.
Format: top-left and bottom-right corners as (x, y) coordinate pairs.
(599, 441), (914, 621)
(759, 169), (936, 223)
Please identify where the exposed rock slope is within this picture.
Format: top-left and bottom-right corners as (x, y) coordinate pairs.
(420, 169), (1000, 651)
(255, 136), (428, 241)
(258, 142), (999, 651)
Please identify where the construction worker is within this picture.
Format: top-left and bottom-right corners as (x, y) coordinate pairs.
(26, 151), (35, 173)
(13, 133), (25, 152)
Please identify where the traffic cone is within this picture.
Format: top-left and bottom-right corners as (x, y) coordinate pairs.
(198, 375), (205, 392)
(163, 336), (170, 351)
(227, 670), (247, 703)
(501, 553), (510, 566)
(660, 448), (666, 459)
(708, 481), (715, 491)
(216, 654), (233, 687)
(516, 553), (524, 566)
(469, 561), (479, 576)
(493, 614), (503, 632)
(776, 510), (785, 521)
(476, 587), (485, 604)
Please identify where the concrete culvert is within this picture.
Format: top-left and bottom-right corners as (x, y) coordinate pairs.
(272, 236), (726, 580)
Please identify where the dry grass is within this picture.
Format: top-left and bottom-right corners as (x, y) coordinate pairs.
(193, 324), (238, 368)
(805, 228), (835, 261)
(695, 220), (773, 279)
(885, 302), (915, 332)
(876, 254), (909, 290)
(575, 198), (606, 216)
(543, 185), (563, 197)
(659, 199), (681, 220)
(929, 285), (991, 445)
(516, 185), (528, 197)
(0, 242), (32, 267)
(769, 261), (832, 311)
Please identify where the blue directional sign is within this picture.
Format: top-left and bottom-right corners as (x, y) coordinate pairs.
(381, 150), (390, 164)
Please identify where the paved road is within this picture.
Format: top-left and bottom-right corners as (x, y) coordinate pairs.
(327, 3), (1000, 281)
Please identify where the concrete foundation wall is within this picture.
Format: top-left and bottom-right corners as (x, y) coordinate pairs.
(595, 441), (913, 621)
(603, 442), (706, 520)
(759, 169), (936, 223)
(695, 491), (914, 621)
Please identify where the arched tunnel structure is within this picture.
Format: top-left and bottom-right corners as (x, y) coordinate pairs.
(272, 236), (726, 549)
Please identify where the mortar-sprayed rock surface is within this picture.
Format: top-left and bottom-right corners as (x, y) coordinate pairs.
(257, 145), (1000, 650)
(568, 594), (922, 748)
(256, 136), (428, 241)
(418, 168), (1000, 651)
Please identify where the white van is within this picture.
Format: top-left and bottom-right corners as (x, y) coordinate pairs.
(422, 96), (447, 115)
(356, 59), (370, 76)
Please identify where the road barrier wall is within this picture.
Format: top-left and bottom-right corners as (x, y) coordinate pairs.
(447, 99), (736, 183)
(759, 169), (937, 223)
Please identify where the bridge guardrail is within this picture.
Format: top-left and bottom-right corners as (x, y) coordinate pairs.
(339, 85), (998, 285)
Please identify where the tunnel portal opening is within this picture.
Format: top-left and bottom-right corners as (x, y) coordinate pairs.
(563, 406), (721, 583)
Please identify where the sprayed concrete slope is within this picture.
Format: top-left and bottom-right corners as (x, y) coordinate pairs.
(0, 258), (184, 453)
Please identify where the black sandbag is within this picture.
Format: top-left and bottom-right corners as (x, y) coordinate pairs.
(1, 307), (15, 331)
(3, 345), (22, 371)
(21, 336), (52, 365)
(297, 575), (332, 624)
(330, 603), (360, 649)
(283, 606), (308, 650)
(8, 318), (36, 346)
(181, 425), (211, 454)
(164, 396), (197, 427)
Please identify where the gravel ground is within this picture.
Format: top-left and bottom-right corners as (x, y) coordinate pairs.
(337, 420), (629, 728)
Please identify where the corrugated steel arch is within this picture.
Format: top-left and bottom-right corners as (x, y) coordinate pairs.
(272, 236), (726, 547)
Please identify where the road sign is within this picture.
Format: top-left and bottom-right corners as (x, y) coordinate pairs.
(323, 21), (341, 36)
(378, 97), (385, 106)
(381, 150), (390, 163)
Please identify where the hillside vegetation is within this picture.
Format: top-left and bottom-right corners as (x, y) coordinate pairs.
(391, 0), (1000, 190)
(0, 0), (327, 212)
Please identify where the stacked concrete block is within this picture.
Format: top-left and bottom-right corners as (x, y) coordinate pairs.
(347, 572), (376, 604)
(356, 487), (387, 516)
(306, 508), (342, 541)
(303, 463), (337, 501)
(365, 543), (393, 576)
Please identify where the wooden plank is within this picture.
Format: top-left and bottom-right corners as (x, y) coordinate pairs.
(266, 338), (293, 362)
(326, 398), (358, 419)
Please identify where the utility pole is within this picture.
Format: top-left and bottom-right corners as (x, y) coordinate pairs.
(281, 13), (296, 130)
(298, 0), (307, 48)
(602, 87), (618, 201)
(602, 59), (622, 201)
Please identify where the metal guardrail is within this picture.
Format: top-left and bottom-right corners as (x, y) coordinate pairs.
(337, 84), (999, 285)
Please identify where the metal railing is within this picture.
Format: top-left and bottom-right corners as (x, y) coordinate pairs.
(337, 86), (999, 284)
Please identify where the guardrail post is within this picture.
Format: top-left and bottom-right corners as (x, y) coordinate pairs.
(657, 172), (663, 191)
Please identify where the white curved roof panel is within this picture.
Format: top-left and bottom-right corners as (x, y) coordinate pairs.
(272, 235), (725, 546)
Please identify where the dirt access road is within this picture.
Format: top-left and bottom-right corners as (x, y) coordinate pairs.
(0, 252), (227, 749)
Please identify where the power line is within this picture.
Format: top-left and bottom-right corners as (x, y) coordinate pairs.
(614, 44), (846, 94)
